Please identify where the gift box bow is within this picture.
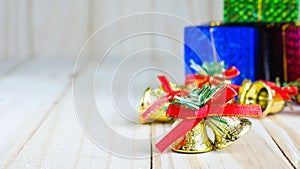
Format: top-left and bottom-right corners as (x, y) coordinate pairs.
(185, 65), (240, 91)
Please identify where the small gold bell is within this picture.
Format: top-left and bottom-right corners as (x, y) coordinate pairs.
(207, 117), (252, 149)
(172, 119), (214, 153)
(238, 80), (285, 116)
(139, 87), (171, 123)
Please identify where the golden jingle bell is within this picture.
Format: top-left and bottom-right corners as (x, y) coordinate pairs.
(207, 117), (251, 149)
(238, 80), (285, 116)
(139, 75), (191, 124)
(139, 87), (171, 123)
(139, 81), (183, 123)
(172, 119), (214, 153)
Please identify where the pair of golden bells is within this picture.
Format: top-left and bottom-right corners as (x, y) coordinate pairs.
(172, 117), (251, 153)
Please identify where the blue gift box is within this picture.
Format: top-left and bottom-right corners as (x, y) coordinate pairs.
(184, 25), (258, 85)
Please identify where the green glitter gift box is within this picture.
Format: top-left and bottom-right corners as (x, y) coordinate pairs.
(224, 0), (299, 23)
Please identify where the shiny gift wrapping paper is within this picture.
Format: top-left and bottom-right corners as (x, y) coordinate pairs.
(267, 24), (285, 82)
(264, 24), (300, 82)
(285, 25), (300, 82)
(224, 0), (299, 23)
(184, 26), (257, 85)
(211, 23), (300, 83)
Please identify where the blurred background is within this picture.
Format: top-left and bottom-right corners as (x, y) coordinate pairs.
(0, 0), (223, 61)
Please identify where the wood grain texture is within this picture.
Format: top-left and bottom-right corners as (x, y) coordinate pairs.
(8, 62), (150, 169)
(0, 59), (73, 168)
(151, 120), (293, 169)
(0, 0), (225, 60)
(261, 106), (300, 168)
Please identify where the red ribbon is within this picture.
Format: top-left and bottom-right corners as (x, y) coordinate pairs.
(141, 76), (188, 120)
(155, 85), (262, 153)
(185, 66), (240, 90)
(223, 66), (240, 78)
(282, 86), (299, 97)
(260, 80), (298, 102)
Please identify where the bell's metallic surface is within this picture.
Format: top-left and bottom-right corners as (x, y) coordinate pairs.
(238, 80), (285, 116)
(139, 87), (171, 123)
(172, 120), (214, 153)
(207, 117), (251, 149)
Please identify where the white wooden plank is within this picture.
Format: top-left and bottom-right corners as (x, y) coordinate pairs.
(8, 91), (88, 169)
(9, 90), (150, 169)
(0, 59), (26, 77)
(0, 0), (8, 59)
(152, 119), (293, 169)
(8, 62), (150, 169)
(0, 59), (74, 168)
(68, 61), (151, 168)
(261, 106), (300, 168)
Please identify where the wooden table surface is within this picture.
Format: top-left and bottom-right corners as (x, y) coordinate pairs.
(0, 59), (299, 169)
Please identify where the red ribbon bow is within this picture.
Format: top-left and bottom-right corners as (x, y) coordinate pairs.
(260, 80), (298, 102)
(141, 76), (188, 120)
(185, 66), (240, 91)
(155, 85), (262, 153)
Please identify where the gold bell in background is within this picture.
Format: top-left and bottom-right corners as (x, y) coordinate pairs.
(238, 80), (285, 116)
(207, 117), (252, 149)
(139, 81), (183, 123)
(172, 119), (214, 153)
(288, 78), (300, 104)
(139, 87), (171, 123)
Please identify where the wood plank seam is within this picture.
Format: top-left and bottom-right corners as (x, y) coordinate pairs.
(150, 123), (153, 169)
(260, 121), (296, 169)
(73, 134), (86, 169)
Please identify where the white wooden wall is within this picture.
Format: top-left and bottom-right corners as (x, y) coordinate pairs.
(0, 0), (223, 60)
